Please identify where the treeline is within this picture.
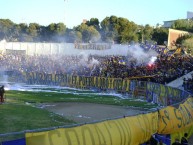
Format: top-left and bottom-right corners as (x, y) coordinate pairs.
(171, 19), (193, 33)
(0, 16), (167, 44)
(0, 16), (192, 44)
(173, 19), (193, 54)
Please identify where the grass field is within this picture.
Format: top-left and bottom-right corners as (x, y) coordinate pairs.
(0, 85), (158, 136)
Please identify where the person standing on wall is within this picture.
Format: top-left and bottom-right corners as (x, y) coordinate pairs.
(0, 85), (5, 103)
(181, 133), (189, 145)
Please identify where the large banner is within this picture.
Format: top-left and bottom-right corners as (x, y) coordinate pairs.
(24, 72), (131, 92)
(6, 49), (26, 55)
(74, 43), (112, 50)
(147, 82), (186, 106)
(158, 97), (193, 134)
(26, 112), (158, 145)
(170, 125), (193, 144)
(21, 72), (190, 107)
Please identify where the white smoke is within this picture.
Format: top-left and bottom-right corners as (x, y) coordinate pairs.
(78, 52), (100, 66)
(0, 39), (6, 43)
(89, 58), (100, 76)
(79, 52), (89, 66)
(0, 70), (8, 84)
(127, 44), (158, 66)
(148, 56), (157, 66)
(90, 57), (99, 65)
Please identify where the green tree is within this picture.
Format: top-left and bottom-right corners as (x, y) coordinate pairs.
(55, 23), (66, 36)
(47, 23), (56, 41)
(117, 18), (138, 43)
(19, 23), (28, 34)
(0, 19), (14, 41)
(100, 16), (138, 43)
(176, 34), (191, 45)
(11, 24), (22, 41)
(54, 23), (66, 42)
(38, 26), (49, 42)
(152, 27), (168, 45)
(46, 23), (66, 42)
(63, 28), (76, 43)
(86, 18), (100, 31)
(17, 23), (32, 42)
(75, 23), (100, 43)
(182, 36), (193, 55)
(27, 23), (40, 41)
(100, 16), (119, 43)
(171, 19), (193, 32)
(75, 31), (82, 42)
(142, 24), (153, 41)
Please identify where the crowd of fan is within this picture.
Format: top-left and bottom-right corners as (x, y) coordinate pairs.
(183, 74), (193, 93)
(0, 43), (193, 91)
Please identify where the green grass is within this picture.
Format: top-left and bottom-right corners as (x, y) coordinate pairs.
(0, 89), (158, 137)
(6, 90), (157, 108)
(0, 104), (74, 134)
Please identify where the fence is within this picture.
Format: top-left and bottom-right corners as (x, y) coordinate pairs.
(2, 71), (191, 106)
(22, 72), (190, 106)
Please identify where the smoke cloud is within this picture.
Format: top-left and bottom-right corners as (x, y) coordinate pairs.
(127, 44), (158, 66)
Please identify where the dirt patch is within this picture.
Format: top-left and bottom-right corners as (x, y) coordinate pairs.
(42, 102), (193, 143)
(43, 102), (146, 123)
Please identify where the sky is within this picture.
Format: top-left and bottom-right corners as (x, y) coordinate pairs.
(0, 0), (193, 28)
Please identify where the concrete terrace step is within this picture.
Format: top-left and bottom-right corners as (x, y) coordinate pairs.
(166, 71), (193, 89)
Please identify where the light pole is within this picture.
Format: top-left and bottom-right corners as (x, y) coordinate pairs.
(63, 0), (68, 25)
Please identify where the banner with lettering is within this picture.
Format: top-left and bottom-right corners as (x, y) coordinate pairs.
(158, 97), (193, 134)
(170, 125), (193, 144)
(26, 112), (158, 145)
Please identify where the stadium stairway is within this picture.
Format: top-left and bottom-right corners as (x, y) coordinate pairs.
(166, 70), (193, 90)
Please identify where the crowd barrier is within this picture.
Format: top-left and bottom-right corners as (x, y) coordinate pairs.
(6, 97), (190, 145)
(23, 72), (190, 106)
(26, 112), (158, 145)
(1, 72), (193, 145)
(25, 97), (193, 145)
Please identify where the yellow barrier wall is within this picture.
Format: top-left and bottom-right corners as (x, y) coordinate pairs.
(23, 72), (193, 145)
(171, 125), (193, 144)
(158, 97), (193, 134)
(26, 112), (158, 145)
